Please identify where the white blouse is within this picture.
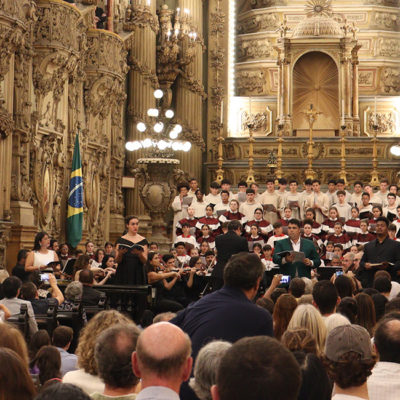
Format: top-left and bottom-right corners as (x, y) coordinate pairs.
(33, 250), (55, 267)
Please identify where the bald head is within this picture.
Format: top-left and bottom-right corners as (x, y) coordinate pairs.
(134, 322), (192, 380)
(374, 315), (400, 363)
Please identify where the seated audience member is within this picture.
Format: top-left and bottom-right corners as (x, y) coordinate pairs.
(325, 222), (352, 252)
(175, 222), (197, 249)
(374, 270), (400, 300)
(79, 269), (103, 307)
(132, 322), (193, 399)
(273, 294), (298, 340)
(373, 275), (392, 299)
(266, 221), (288, 249)
(289, 277), (306, 299)
(211, 336), (302, 400)
(245, 208), (273, 237)
(219, 199), (246, 226)
(355, 292), (376, 337)
(29, 329), (51, 367)
(293, 351), (332, 400)
(52, 326), (77, 377)
(288, 304), (327, 355)
(341, 251), (356, 273)
(32, 345), (61, 386)
(372, 293), (388, 322)
(189, 341), (232, 400)
(281, 328), (318, 355)
(0, 276), (38, 336)
(324, 313), (350, 334)
(35, 383), (91, 399)
(323, 324), (376, 400)
(334, 275), (354, 299)
(12, 249), (30, 282)
(312, 280), (340, 317)
(0, 347), (36, 400)
(146, 252), (184, 313)
(368, 313), (400, 400)
(63, 310), (131, 395)
(92, 324), (141, 400)
(153, 312), (177, 323)
(0, 322), (30, 366)
(20, 274), (64, 314)
(337, 297), (358, 324)
(57, 281), (86, 324)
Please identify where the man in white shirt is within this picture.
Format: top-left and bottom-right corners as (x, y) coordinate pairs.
(333, 191), (352, 221)
(299, 179), (314, 219)
(239, 188), (262, 221)
(368, 315), (400, 400)
(364, 184), (382, 206)
(232, 181), (248, 203)
(275, 178), (288, 205)
(133, 322), (192, 400)
(220, 179), (234, 200)
(260, 178), (280, 224)
(191, 189), (207, 218)
(214, 190), (231, 215)
(171, 183), (191, 241)
(389, 184), (400, 206)
(332, 178), (352, 204)
(375, 179), (389, 207)
(0, 276), (38, 336)
(188, 178), (199, 198)
(326, 179), (337, 206)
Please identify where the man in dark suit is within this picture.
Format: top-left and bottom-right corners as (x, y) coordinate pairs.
(172, 252), (273, 400)
(211, 220), (248, 290)
(79, 269), (102, 306)
(357, 216), (400, 287)
(273, 218), (321, 278)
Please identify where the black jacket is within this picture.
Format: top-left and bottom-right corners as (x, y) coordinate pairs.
(212, 231), (249, 279)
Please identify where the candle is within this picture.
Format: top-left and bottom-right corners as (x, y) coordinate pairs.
(374, 97), (377, 125)
(167, 30), (171, 40)
(342, 99), (344, 116)
(176, 7), (180, 16)
(220, 100), (224, 124)
(146, 0), (150, 6)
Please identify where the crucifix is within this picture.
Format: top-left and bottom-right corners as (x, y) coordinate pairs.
(302, 104), (321, 180)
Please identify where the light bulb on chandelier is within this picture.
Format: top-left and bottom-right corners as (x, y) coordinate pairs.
(137, 122), (146, 132)
(147, 108), (159, 117)
(165, 109), (174, 119)
(153, 122), (164, 133)
(154, 89), (164, 99)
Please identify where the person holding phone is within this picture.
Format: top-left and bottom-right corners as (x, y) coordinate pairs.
(115, 216), (148, 285)
(25, 232), (60, 273)
(273, 219), (321, 279)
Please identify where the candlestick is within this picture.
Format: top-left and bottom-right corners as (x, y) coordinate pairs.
(220, 100), (224, 124)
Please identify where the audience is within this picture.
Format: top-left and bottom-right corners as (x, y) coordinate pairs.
(189, 341), (232, 400)
(132, 322), (193, 399)
(273, 293), (297, 340)
(35, 383), (91, 400)
(52, 326), (77, 377)
(211, 336), (302, 400)
(92, 324), (141, 399)
(323, 324), (376, 400)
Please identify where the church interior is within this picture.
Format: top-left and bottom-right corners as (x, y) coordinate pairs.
(0, 0), (400, 270)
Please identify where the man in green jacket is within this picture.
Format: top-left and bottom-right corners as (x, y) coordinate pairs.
(273, 219), (321, 278)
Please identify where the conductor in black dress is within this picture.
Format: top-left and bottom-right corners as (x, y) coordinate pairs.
(211, 220), (249, 290)
(115, 216), (149, 285)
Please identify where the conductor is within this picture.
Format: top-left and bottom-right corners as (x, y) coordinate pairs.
(211, 220), (248, 290)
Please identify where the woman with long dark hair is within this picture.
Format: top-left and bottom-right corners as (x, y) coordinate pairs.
(115, 216), (148, 285)
(25, 231), (60, 273)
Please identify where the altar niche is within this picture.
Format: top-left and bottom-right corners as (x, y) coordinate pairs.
(293, 51), (339, 137)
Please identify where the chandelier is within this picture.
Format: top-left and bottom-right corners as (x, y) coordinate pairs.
(125, 89), (191, 157)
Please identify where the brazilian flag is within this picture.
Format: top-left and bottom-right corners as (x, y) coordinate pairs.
(67, 133), (83, 248)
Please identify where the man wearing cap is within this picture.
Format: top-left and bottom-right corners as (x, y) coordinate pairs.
(323, 324), (376, 400)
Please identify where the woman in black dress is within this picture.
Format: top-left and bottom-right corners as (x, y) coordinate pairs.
(115, 216), (149, 285)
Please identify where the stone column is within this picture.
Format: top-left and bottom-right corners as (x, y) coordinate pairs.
(175, 0), (204, 181)
(125, 2), (158, 235)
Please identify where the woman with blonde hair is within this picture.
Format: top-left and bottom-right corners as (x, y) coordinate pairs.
(63, 310), (132, 395)
(287, 304), (327, 354)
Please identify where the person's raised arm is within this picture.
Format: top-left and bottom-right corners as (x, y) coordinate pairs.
(263, 274), (282, 300)
(48, 274), (64, 305)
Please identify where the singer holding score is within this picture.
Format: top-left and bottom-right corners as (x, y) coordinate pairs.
(25, 231), (60, 272)
(115, 215), (148, 285)
(273, 219), (321, 279)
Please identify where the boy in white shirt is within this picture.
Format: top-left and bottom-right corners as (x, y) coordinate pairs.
(333, 190), (352, 221)
(239, 188), (263, 221)
(204, 181), (221, 205)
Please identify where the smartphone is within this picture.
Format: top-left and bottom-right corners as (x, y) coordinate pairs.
(40, 273), (49, 282)
(335, 271), (343, 277)
(280, 275), (291, 284)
